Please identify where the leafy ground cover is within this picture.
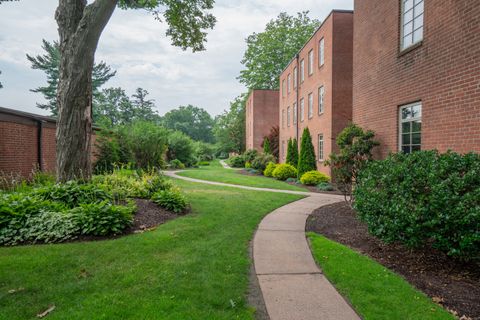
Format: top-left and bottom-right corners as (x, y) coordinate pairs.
(0, 179), (302, 319)
(177, 160), (305, 191)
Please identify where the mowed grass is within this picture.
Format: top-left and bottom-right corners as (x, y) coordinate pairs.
(307, 233), (455, 320)
(0, 179), (303, 320)
(177, 160), (305, 191)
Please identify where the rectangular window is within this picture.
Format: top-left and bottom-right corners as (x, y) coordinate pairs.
(287, 74), (291, 94)
(308, 49), (314, 75)
(300, 59), (305, 83)
(319, 38), (324, 66)
(293, 67), (297, 88)
(308, 93), (313, 119)
(318, 86), (325, 114)
(401, 0), (424, 50)
(399, 102), (422, 153)
(282, 109), (285, 128)
(318, 134), (324, 161)
(282, 79), (286, 97)
(293, 102), (297, 125)
(287, 106), (291, 127)
(300, 98), (305, 122)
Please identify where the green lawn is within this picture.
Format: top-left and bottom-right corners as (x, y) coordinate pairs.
(0, 179), (303, 320)
(177, 160), (305, 191)
(307, 233), (454, 320)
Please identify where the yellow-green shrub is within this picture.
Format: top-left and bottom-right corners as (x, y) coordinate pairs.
(300, 171), (330, 185)
(272, 164), (297, 181)
(263, 162), (277, 177)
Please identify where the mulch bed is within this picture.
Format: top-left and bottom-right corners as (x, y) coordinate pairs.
(306, 202), (480, 320)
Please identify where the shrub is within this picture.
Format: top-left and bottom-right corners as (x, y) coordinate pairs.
(251, 154), (276, 172)
(169, 159), (186, 169)
(243, 149), (258, 163)
(35, 181), (111, 208)
(152, 188), (188, 213)
(265, 126), (279, 159)
(32, 171), (56, 186)
(354, 150), (480, 260)
(93, 131), (128, 174)
(317, 182), (335, 191)
(228, 155), (245, 168)
(297, 128), (317, 178)
(263, 138), (271, 154)
(193, 141), (215, 162)
(263, 162), (277, 177)
(245, 161), (252, 169)
(167, 131), (196, 167)
(197, 161), (210, 166)
(325, 124), (379, 205)
(286, 138), (299, 168)
(285, 177), (298, 183)
(300, 171), (330, 185)
(272, 164), (297, 181)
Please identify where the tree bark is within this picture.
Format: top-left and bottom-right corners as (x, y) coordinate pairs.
(55, 0), (117, 182)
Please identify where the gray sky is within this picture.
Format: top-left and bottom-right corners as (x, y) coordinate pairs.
(0, 0), (352, 117)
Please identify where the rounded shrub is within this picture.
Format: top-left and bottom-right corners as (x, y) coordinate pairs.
(272, 164), (297, 181)
(251, 153), (276, 172)
(243, 149), (259, 163)
(300, 171), (330, 186)
(169, 159), (185, 169)
(228, 155), (245, 168)
(263, 162), (277, 177)
(152, 188), (189, 213)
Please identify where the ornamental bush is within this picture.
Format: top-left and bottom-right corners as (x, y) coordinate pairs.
(272, 164), (297, 181)
(300, 171), (330, 185)
(251, 153), (276, 172)
(169, 159), (186, 169)
(354, 150), (480, 260)
(286, 138), (299, 168)
(263, 162), (277, 177)
(243, 149), (259, 163)
(228, 155), (245, 168)
(297, 128), (316, 178)
(263, 138), (271, 154)
(152, 188), (189, 213)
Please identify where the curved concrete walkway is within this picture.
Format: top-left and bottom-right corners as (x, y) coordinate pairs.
(165, 171), (360, 320)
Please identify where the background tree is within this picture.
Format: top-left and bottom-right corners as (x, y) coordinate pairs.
(0, 70), (3, 89)
(286, 138), (299, 168)
(162, 105), (215, 143)
(238, 12), (319, 89)
(214, 94), (247, 154)
(297, 128), (317, 178)
(264, 126), (279, 160)
(263, 137), (271, 154)
(131, 88), (160, 123)
(27, 39), (116, 116)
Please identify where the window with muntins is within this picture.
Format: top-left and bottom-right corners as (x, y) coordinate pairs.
(300, 98), (305, 122)
(318, 134), (324, 161)
(287, 74), (291, 93)
(319, 38), (324, 66)
(308, 93), (313, 119)
(282, 79), (286, 97)
(318, 86), (324, 114)
(293, 67), (297, 88)
(293, 103), (297, 125)
(287, 106), (291, 127)
(308, 49), (314, 75)
(401, 0), (424, 50)
(399, 102), (422, 153)
(300, 59), (305, 82)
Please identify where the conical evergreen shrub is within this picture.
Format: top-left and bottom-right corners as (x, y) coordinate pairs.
(286, 138), (299, 168)
(263, 137), (271, 154)
(297, 127), (317, 178)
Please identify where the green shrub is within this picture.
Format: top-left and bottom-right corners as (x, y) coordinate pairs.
(167, 131), (196, 167)
(354, 150), (480, 260)
(251, 154), (276, 172)
(272, 164), (297, 181)
(245, 161), (252, 169)
(193, 141), (215, 162)
(300, 171), (330, 185)
(286, 138), (299, 168)
(243, 149), (258, 163)
(285, 177), (298, 183)
(228, 155), (245, 168)
(263, 162), (277, 177)
(35, 181), (111, 208)
(297, 128), (317, 178)
(32, 171), (56, 186)
(169, 159), (186, 169)
(197, 161), (210, 166)
(263, 138), (271, 154)
(317, 182), (335, 191)
(152, 188), (189, 213)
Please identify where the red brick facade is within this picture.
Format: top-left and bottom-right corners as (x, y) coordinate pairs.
(0, 107), (97, 179)
(245, 90), (280, 151)
(353, 0), (480, 157)
(279, 11), (354, 175)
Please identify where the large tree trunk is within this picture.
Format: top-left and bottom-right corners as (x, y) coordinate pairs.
(55, 0), (117, 182)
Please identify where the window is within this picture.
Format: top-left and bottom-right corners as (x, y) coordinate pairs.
(319, 38), (324, 66)
(300, 98), (305, 122)
(399, 102), (422, 153)
(318, 86), (325, 114)
(401, 0), (424, 50)
(287, 106), (291, 127)
(318, 134), (324, 161)
(282, 109), (285, 128)
(293, 67), (298, 88)
(308, 49), (314, 75)
(287, 74), (291, 94)
(300, 59), (305, 82)
(308, 93), (313, 119)
(282, 79), (286, 97)
(293, 102), (297, 125)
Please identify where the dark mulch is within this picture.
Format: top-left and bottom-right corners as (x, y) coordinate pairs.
(306, 202), (480, 320)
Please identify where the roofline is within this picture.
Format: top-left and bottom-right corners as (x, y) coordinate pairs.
(280, 9), (354, 75)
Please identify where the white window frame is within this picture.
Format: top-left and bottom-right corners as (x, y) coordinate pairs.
(319, 38), (325, 66)
(287, 106), (291, 127)
(282, 79), (286, 97)
(308, 92), (313, 119)
(400, 0), (424, 50)
(300, 98), (305, 122)
(318, 134), (324, 161)
(308, 49), (314, 75)
(300, 59), (305, 83)
(287, 74), (291, 94)
(293, 102), (297, 125)
(318, 86), (325, 114)
(399, 101), (422, 153)
(293, 67), (297, 88)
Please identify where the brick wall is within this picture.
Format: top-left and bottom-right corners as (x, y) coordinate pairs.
(353, 0), (480, 157)
(0, 107), (98, 179)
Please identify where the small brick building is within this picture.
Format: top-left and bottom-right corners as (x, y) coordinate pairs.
(245, 89), (279, 151)
(278, 10), (354, 175)
(353, 0), (480, 157)
(0, 107), (97, 179)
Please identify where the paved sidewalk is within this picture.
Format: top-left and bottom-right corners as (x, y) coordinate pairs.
(165, 170), (359, 320)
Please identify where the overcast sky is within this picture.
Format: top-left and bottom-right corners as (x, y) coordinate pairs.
(0, 0), (352, 117)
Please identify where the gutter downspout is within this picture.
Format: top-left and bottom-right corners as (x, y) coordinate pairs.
(295, 53), (300, 144)
(36, 120), (44, 171)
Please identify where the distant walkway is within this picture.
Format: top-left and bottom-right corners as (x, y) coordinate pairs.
(165, 170), (359, 320)
(219, 159), (242, 170)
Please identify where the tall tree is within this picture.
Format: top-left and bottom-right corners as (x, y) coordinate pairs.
(26, 39), (116, 116)
(297, 127), (317, 178)
(214, 94), (247, 154)
(238, 12), (319, 89)
(162, 105), (215, 143)
(131, 88), (161, 123)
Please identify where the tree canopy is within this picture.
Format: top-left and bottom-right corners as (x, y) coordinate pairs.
(214, 93), (247, 154)
(238, 12), (319, 90)
(162, 105), (215, 143)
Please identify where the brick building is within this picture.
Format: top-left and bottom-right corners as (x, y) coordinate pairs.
(245, 89), (279, 151)
(353, 0), (480, 157)
(0, 107), (97, 179)
(278, 10), (354, 175)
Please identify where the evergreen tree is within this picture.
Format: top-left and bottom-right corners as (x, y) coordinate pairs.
(286, 138), (299, 168)
(263, 137), (271, 154)
(297, 128), (317, 178)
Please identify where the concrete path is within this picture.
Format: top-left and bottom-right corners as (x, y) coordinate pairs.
(165, 170), (360, 320)
(219, 159), (241, 170)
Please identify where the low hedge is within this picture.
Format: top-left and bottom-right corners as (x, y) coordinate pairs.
(251, 154), (276, 172)
(272, 164), (297, 181)
(300, 171), (330, 185)
(354, 150), (480, 260)
(263, 162), (277, 177)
